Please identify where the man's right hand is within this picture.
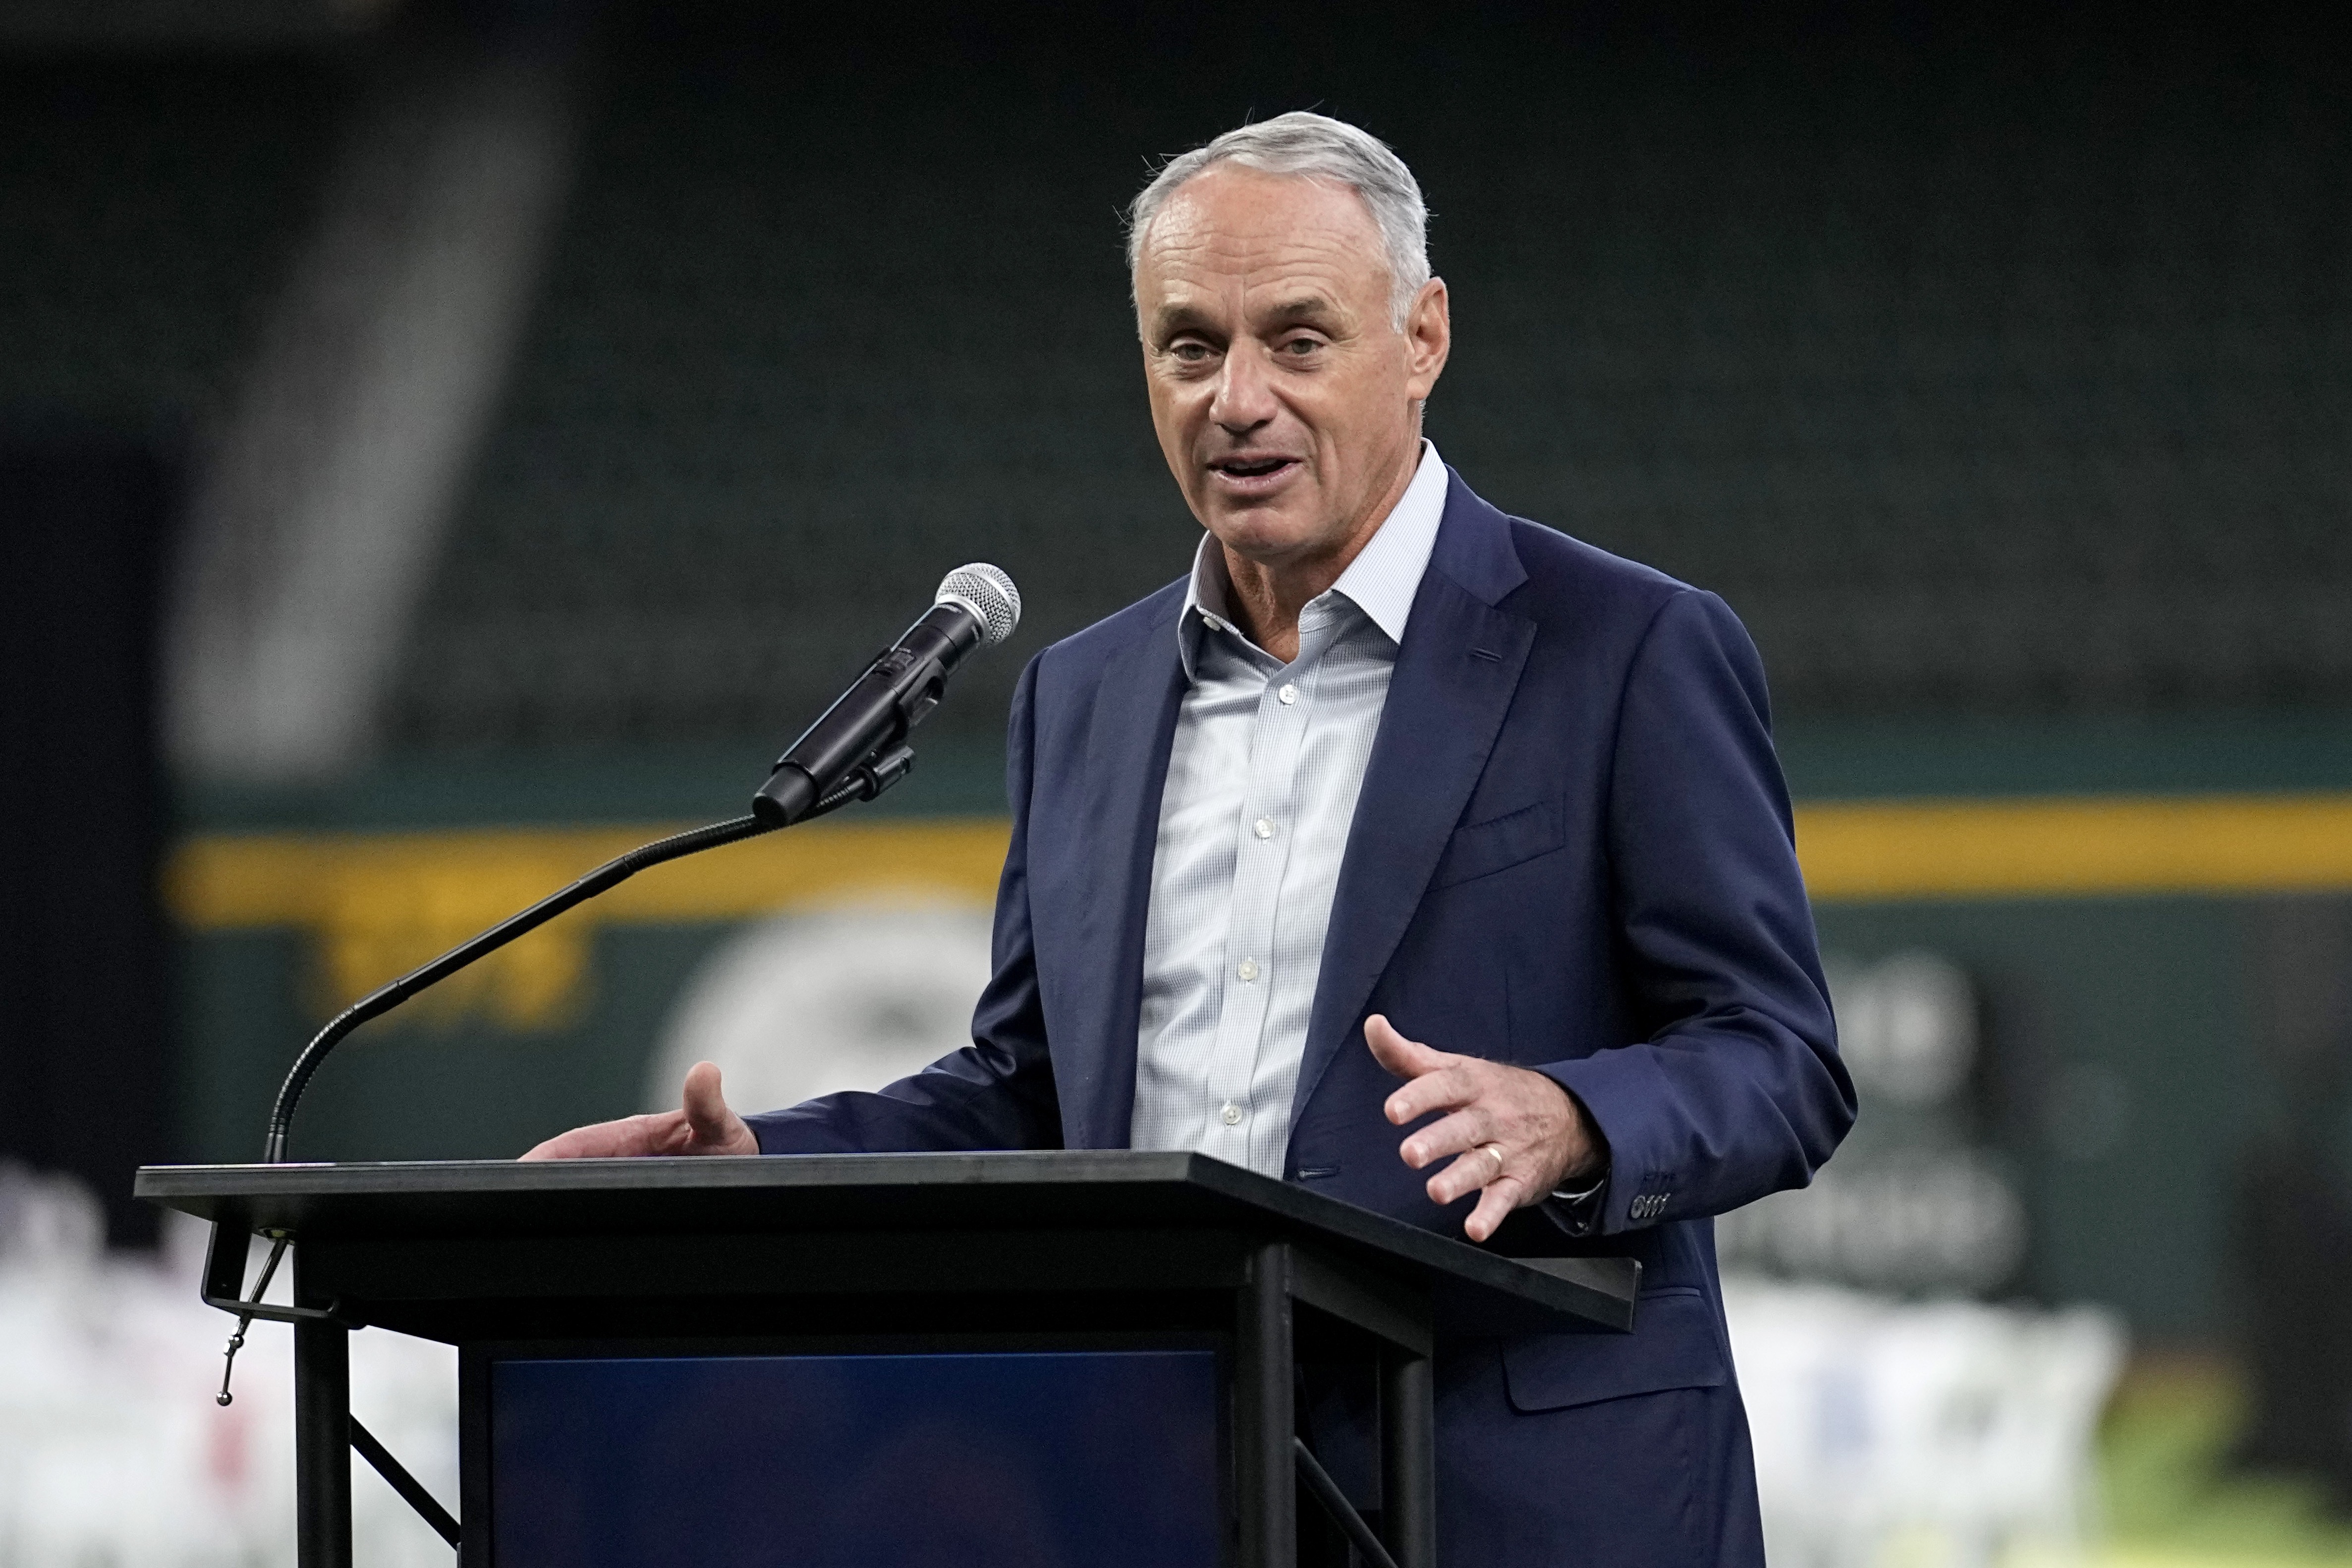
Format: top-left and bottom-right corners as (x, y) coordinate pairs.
(519, 1060), (758, 1160)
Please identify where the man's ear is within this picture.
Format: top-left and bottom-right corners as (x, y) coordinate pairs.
(1404, 277), (1451, 397)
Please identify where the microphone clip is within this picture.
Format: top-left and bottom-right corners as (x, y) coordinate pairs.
(800, 743), (918, 822)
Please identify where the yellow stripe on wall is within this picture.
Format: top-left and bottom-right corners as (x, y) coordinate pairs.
(1792, 792), (2352, 900)
(168, 818), (1012, 1029)
(168, 817), (1011, 930)
(162, 793), (2352, 1028)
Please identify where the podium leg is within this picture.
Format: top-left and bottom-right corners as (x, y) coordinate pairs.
(295, 1320), (352, 1568)
(1236, 1243), (1297, 1568)
(1380, 1350), (1435, 1568)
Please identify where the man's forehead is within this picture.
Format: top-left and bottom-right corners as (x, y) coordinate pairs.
(1140, 167), (1385, 270)
(1136, 168), (1388, 320)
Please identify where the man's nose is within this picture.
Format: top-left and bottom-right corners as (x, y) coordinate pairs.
(1210, 344), (1279, 434)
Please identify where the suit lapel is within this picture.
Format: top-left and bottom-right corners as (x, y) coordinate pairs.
(1060, 610), (1186, 1149)
(1292, 481), (1534, 1120)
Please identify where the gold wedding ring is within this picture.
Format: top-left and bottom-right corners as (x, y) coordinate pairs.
(1480, 1143), (1506, 1177)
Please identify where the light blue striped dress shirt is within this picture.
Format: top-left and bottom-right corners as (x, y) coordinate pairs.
(1131, 442), (1451, 1176)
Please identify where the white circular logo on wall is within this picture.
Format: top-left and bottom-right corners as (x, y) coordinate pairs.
(645, 899), (996, 1117)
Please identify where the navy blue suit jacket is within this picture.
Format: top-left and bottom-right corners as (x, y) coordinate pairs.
(750, 470), (1854, 1558)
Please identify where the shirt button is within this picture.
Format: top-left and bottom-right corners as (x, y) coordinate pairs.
(1237, 957), (1260, 982)
(1202, 613), (1223, 631)
(1220, 1102), (1244, 1126)
(1252, 817), (1275, 840)
(1277, 683), (1298, 705)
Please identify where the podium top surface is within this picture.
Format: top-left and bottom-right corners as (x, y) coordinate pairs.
(138, 1150), (1636, 1334)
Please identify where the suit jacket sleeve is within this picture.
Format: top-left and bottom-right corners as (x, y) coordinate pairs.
(1537, 589), (1854, 1234)
(745, 653), (1064, 1154)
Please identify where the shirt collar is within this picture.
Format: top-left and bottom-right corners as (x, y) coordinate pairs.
(1179, 440), (1449, 675)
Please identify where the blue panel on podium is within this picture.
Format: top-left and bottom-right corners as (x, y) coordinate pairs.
(490, 1349), (1222, 1568)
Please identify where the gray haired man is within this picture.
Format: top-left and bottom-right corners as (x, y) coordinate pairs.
(533, 111), (1851, 1565)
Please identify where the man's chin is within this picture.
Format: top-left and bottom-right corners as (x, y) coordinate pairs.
(1201, 499), (1331, 562)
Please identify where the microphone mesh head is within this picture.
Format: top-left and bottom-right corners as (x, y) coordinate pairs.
(936, 563), (1021, 647)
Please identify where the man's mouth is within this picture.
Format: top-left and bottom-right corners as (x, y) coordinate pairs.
(1210, 455), (1300, 484)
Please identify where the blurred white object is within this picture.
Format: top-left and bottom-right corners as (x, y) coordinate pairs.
(1830, 951), (1979, 1107)
(0, 1165), (457, 1567)
(164, 21), (583, 784)
(646, 898), (995, 1114)
(1725, 1274), (2125, 1568)
(1718, 1150), (2029, 1294)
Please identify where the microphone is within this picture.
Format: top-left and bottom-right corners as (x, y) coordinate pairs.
(754, 563), (1022, 826)
(255, 560), (1022, 1165)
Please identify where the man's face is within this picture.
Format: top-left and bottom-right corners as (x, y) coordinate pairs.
(1133, 166), (1449, 570)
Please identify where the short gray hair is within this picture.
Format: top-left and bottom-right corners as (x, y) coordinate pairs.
(1126, 111), (1431, 329)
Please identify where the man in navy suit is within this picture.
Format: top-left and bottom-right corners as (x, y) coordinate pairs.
(530, 111), (1852, 1564)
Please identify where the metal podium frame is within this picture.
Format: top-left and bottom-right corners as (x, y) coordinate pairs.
(138, 1150), (1639, 1568)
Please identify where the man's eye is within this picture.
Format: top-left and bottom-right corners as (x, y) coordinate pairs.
(1283, 337), (1324, 356)
(1171, 341), (1214, 362)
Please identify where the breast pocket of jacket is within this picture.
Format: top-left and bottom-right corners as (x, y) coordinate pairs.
(1428, 795), (1566, 892)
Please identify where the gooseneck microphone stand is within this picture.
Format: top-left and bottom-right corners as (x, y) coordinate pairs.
(252, 560), (1019, 1178)
(259, 747), (913, 1167)
(260, 815), (769, 1165)
(205, 744), (917, 1397)
(199, 563), (1024, 1415)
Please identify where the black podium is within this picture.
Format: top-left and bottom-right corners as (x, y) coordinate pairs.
(138, 1151), (1638, 1568)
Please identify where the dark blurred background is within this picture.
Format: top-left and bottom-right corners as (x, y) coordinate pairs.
(5, 0), (2352, 1555)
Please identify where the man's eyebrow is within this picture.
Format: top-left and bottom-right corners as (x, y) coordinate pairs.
(1148, 294), (1347, 338)
(1149, 302), (1218, 337)
(1256, 294), (1349, 330)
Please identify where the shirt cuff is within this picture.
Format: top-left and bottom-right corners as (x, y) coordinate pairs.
(1543, 1161), (1611, 1238)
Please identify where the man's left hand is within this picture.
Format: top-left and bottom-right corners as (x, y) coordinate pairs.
(1366, 1014), (1603, 1242)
